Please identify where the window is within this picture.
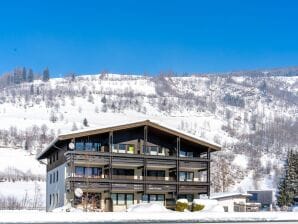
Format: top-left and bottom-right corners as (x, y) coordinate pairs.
(85, 167), (93, 177)
(50, 174), (52, 184)
(56, 171), (58, 182)
(126, 194), (133, 205)
(149, 146), (158, 155)
(111, 193), (117, 205)
(85, 142), (93, 151)
(118, 144), (126, 153)
(179, 194), (194, 202)
(113, 168), (134, 176)
(179, 172), (194, 181)
(249, 193), (258, 202)
(111, 193), (134, 205)
(117, 194), (125, 205)
(150, 194), (156, 202)
(143, 145), (149, 154)
(75, 167), (84, 176)
(56, 193), (59, 206)
(56, 151), (58, 161)
(49, 156), (52, 164)
(157, 194), (164, 202)
(179, 150), (193, 158)
(75, 142), (85, 151)
(144, 146), (164, 156)
(142, 194), (164, 203)
(75, 166), (102, 177)
(53, 172), (55, 183)
(93, 143), (101, 152)
(49, 194), (52, 205)
(147, 170), (165, 178)
(158, 147), (164, 155)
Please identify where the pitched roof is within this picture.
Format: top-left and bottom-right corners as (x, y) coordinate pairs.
(37, 119), (221, 160)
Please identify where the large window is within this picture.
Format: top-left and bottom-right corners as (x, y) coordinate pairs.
(112, 168), (134, 176)
(113, 144), (135, 154)
(179, 171), (194, 181)
(75, 141), (101, 151)
(75, 142), (85, 151)
(144, 146), (165, 155)
(142, 194), (164, 203)
(179, 194), (194, 202)
(146, 170), (165, 178)
(75, 166), (102, 177)
(179, 150), (193, 158)
(111, 193), (134, 205)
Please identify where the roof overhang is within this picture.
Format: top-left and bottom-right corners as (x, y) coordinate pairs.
(36, 119), (221, 160)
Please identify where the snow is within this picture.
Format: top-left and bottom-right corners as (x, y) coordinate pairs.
(233, 154), (248, 169)
(0, 148), (45, 175)
(210, 192), (252, 199)
(177, 198), (188, 204)
(0, 210), (297, 223)
(0, 181), (45, 202)
(292, 206), (298, 212)
(0, 74), (297, 206)
(192, 199), (222, 212)
(127, 203), (170, 212)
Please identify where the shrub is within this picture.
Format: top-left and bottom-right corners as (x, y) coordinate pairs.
(175, 199), (188, 212)
(192, 203), (205, 211)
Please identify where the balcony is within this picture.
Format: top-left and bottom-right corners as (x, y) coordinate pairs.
(146, 184), (176, 193)
(179, 161), (207, 171)
(145, 176), (176, 182)
(179, 185), (208, 194)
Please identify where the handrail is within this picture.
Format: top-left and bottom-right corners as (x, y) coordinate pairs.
(64, 150), (210, 162)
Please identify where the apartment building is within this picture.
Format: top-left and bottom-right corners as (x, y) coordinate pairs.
(37, 120), (221, 211)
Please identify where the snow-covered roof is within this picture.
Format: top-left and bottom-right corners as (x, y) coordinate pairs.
(37, 119), (221, 160)
(210, 192), (252, 200)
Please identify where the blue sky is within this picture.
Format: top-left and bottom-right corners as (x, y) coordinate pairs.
(0, 0), (298, 76)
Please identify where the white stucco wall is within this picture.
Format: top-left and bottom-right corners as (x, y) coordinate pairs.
(46, 163), (66, 211)
(216, 197), (247, 212)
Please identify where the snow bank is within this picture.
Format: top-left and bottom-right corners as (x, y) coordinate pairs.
(52, 204), (83, 213)
(292, 206), (298, 212)
(193, 199), (224, 212)
(0, 210), (298, 223)
(127, 203), (170, 212)
(177, 198), (188, 204)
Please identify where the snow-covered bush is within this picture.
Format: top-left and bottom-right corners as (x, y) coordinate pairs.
(192, 203), (204, 211)
(176, 199), (188, 212)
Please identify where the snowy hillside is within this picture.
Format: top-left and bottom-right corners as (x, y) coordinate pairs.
(0, 72), (297, 208)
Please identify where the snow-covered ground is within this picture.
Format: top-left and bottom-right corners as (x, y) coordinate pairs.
(0, 210), (297, 223)
(0, 148), (45, 175)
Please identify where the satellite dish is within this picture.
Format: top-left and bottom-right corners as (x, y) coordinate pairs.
(69, 142), (75, 150)
(74, 188), (83, 198)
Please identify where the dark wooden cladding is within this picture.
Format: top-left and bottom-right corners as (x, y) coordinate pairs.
(38, 120), (220, 160)
(40, 120), (220, 206)
(47, 145), (67, 172)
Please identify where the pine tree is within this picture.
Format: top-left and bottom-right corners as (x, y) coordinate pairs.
(42, 67), (50, 82)
(277, 150), (298, 208)
(83, 118), (88, 127)
(22, 67), (27, 82)
(27, 69), (34, 82)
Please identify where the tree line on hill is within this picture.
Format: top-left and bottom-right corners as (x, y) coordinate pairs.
(0, 67), (50, 88)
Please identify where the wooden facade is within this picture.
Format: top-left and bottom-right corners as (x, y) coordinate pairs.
(37, 120), (220, 211)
